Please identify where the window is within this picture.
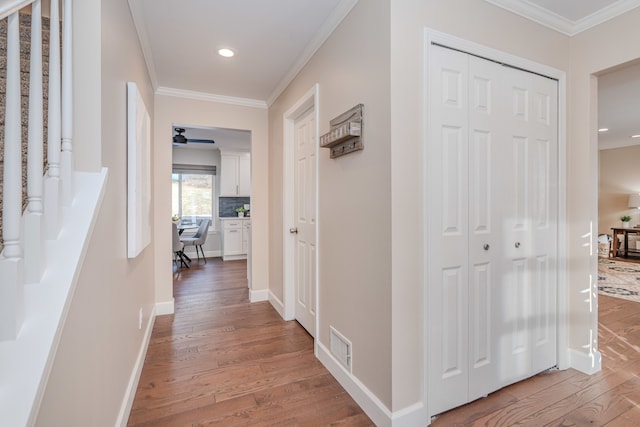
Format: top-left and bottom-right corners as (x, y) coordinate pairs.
(172, 163), (216, 229)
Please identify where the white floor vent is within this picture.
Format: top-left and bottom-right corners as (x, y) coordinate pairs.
(330, 326), (352, 372)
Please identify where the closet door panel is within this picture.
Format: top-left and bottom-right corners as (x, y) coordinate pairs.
(467, 56), (503, 401)
(427, 45), (470, 415)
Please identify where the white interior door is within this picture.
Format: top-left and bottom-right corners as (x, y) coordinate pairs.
(427, 44), (558, 416)
(293, 107), (317, 337)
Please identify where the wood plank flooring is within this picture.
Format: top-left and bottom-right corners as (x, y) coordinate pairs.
(431, 294), (640, 426)
(129, 257), (640, 426)
(127, 258), (373, 426)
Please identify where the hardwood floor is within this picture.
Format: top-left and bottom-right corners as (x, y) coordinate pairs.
(127, 258), (373, 426)
(431, 294), (640, 426)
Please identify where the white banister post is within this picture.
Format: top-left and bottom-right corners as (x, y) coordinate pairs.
(0, 11), (25, 341)
(45, 0), (62, 239)
(24, 0), (45, 284)
(61, 0), (74, 206)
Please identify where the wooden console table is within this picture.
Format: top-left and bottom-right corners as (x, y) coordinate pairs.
(611, 227), (640, 258)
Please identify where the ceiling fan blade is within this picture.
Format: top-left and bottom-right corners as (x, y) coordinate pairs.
(186, 138), (215, 144)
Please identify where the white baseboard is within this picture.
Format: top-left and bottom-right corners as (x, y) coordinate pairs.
(316, 341), (392, 427)
(391, 402), (428, 426)
(250, 289), (269, 302)
(269, 291), (285, 319)
(155, 299), (174, 315)
(570, 348), (602, 375)
(116, 306), (156, 427)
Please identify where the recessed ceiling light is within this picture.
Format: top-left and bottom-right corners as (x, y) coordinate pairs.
(218, 48), (235, 58)
(598, 128), (609, 132)
(632, 135), (640, 138)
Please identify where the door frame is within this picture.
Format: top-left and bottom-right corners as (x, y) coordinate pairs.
(423, 28), (569, 418)
(282, 84), (319, 332)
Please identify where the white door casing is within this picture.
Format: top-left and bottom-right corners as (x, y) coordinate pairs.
(427, 43), (559, 416)
(292, 107), (317, 336)
(282, 85), (319, 336)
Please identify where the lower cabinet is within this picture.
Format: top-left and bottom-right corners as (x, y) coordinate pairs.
(222, 218), (250, 261)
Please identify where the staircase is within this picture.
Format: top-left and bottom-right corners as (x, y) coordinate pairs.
(0, 1), (107, 425)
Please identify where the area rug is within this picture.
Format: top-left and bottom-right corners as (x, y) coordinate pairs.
(598, 258), (640, 303)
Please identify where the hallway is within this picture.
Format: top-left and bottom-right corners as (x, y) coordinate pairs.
(127, 258), (373, 426)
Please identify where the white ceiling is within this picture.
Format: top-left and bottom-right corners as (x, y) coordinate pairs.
(598, 61), (640, 150)
(130, 0), (640, 151)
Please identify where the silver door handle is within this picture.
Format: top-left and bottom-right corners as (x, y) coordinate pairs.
(483, 244), (490, 251)
(289, 228), (298, 234)
(515, 242), (521, 248)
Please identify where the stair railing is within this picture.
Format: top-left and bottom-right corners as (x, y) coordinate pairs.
(0, 0), (74, 341)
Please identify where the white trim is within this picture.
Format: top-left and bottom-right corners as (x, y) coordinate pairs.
(266, 0), (358, 106)
(282, 84), (319, 323)
(0, 0), (33, 21)
(269, 290), (285, 319)
(317, 341), (392, 427)
(156, 87), (267, 109)
(423, 28), (570, 420)
(0, 170), (107, 427)
(569, 348), (602, 375)
(249, 289), (269, 303)
(483, 0), (640, 36)
(116, 306), (156, 427)
(155, 299), (174, 316)
(391, 402), (427, 427)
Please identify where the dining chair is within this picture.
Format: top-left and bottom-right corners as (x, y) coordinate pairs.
(172, 222), (189, 268)
(180, 219), (210, 263)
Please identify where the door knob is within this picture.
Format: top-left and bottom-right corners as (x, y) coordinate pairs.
(289, 227), (298, 234)
(515, 242), (521, 248)
(483, 244), (490, 251)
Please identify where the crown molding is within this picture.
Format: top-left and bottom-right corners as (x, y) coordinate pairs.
(484, 0), (640, 36)
(266, 0), (359, 106)
(572, 0), (640, 35)
(156, 87), (267, 109)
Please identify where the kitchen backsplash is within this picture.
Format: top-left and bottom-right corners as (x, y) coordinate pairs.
(219, 197), (251, 217)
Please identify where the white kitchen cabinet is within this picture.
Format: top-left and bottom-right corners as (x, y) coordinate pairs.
(220, 152), (251, 197)
(221, 218), (250, 261)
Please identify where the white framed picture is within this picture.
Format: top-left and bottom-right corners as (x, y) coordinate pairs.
(127, 82), (151, 258)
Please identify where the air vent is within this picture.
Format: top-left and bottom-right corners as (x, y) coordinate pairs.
(330, 326), (352, 372)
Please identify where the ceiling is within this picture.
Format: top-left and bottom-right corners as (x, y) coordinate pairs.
(130, 0), (640, 151)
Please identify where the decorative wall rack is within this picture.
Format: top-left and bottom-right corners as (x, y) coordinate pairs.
(320, 103), (363, 159)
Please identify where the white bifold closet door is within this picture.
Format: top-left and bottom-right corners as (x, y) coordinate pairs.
(427, 44), (558, 416)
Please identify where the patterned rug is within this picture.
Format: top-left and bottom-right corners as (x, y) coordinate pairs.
(598, 258), (640, 303)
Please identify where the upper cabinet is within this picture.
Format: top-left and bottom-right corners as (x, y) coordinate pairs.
(220, 151), (251, 197)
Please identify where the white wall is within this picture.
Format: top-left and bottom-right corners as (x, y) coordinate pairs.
(599, 146), (640, 233)
(154, 95), (268, 310)
(36, 0), (156, 424)
(269, 0), (392, 408)
(569, 8), (640, 357)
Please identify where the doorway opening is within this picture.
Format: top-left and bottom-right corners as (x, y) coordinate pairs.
(171, 124), (253, 290)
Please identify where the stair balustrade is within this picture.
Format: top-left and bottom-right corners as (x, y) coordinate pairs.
(0, 0), (73, 341)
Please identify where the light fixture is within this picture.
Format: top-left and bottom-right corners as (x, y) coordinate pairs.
(632, 134), (640, 138)
(629, 193), (640, 226)
(218, 48), (235, 58)
(598, 128), (609, 132)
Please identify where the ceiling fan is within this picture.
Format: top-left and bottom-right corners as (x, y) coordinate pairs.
(172, 128), (215, 146)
